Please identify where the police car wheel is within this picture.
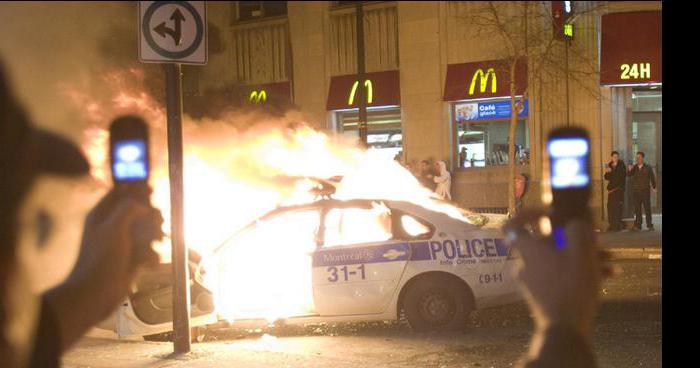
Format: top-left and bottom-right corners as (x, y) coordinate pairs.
(404, 277), (469, 332)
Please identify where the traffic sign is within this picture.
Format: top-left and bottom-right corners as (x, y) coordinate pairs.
(138, 0), (207, 354)
(139, 1), (207, 64)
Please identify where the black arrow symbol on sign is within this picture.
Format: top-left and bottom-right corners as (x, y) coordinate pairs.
(153, 8), (186, 46)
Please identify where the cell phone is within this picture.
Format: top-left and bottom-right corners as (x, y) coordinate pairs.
(546, 127), (592, 229)
(109, 116), (150, 200)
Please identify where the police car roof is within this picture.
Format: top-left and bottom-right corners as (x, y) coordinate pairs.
(260, 198), (479, 229)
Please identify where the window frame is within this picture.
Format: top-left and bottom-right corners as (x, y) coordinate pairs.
(213, 206), (323, 256)
(451, 99), (530, 171)
(631, 88), (662, 113)
(231, 1), (288, 25)
(334, 105), (403, 154)
(331, 1), (392, 10)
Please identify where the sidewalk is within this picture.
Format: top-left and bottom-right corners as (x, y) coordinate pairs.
(598, 214), (661, 260)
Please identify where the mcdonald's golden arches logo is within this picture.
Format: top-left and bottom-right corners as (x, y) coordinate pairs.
(249, 90), (267, 103)
(348, 79), (373, 106)
(469, 68), (497, 95)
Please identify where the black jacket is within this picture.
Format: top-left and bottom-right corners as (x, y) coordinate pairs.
(603, 161), (626, 192)
(628, 163), (656, 193)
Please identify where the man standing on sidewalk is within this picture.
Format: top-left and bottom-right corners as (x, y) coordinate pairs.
(628, 151), (657, 231)
(604, 151), (626, 231)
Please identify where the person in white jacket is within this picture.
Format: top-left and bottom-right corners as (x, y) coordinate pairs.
(433, 160), (452, 200)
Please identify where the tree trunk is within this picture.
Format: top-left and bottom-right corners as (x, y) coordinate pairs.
(507, 60), (517, 216)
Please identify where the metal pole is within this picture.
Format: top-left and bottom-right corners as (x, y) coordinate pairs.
(164, 63), (191, 354)
(565, 39), (570, 126)
(356, 2), (368, 146)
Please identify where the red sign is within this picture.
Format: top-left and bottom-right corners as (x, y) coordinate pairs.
(245, 81), (292, 104)
(600, 11), (661, 85)
(443, 58), (527, 101)
(326, 70), (400, 111)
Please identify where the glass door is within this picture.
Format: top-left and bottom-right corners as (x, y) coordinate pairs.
(630, 89), (662, 213)
(632, 112), (662, 212)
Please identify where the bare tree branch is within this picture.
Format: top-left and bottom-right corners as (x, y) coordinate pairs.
(487, 1), (517, 58)
(450, 1), (607, 214)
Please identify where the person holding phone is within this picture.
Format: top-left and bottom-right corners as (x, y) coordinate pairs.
(0, 58), (162, 368)
(504, 128), (612, 368)
(627, 152), (656, 231)
(505, 213), (602, 368)
(603, 151), (626, 232)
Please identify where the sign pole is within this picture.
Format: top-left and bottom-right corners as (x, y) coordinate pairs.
(164, 62), (191, 354)
(355, 2), (368, 147)
(565, 38), (570, 126)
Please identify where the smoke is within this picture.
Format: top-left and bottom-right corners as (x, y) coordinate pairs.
(0, 2), (152, 138)
(0, 2), (321, 291)
(67, 70), (364, 261)
(1, 3), (434, 299)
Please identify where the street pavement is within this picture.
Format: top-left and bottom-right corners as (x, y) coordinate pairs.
(598, 214), (661, 260)
(62, 258), (661, 368)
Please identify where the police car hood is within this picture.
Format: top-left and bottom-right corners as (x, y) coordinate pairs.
(385, 200), (506, 235)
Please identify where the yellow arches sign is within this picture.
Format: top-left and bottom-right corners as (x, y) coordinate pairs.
(348, 79), (373, 106)
(249, 90), (267, 103)
(243, 82), (292, 105)
(468, 68), (497, 96)
(443, 58), (527, 101)
(326, 70), (400, 110)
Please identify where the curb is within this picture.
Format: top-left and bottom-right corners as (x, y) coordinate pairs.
(606, 247), (661, 260)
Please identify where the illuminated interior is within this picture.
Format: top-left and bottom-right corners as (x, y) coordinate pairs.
(336, 106), (403, 161)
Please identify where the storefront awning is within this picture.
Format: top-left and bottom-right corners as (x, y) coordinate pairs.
(601, 11), (661, 86)
(444, 58), (527, 101)
(245, 81), (292, 104)
(326, 70), (400, 111)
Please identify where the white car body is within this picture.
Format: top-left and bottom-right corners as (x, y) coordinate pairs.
(109, 199), (521, 337)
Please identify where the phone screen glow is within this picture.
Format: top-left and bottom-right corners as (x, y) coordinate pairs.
(113, 139), (147, 181)
(548, 138), (589, 189)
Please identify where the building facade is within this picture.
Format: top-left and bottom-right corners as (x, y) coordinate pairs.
(198, 1), (662, 226)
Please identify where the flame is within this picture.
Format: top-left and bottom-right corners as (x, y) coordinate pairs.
(65, 68), (478, 323)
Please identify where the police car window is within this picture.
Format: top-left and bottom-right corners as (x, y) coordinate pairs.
(209, 209), (319, 319)
(217, 209), (321, 255)
(400, 215), (431, 237)
(324, 203), (392, 247)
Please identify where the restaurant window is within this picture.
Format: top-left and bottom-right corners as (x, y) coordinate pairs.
(233, 1), (287, 23)
(453, 99), (530, 168)
(336, 106), (403, 161)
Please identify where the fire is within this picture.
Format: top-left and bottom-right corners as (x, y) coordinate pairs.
(66, 68), (479, 324)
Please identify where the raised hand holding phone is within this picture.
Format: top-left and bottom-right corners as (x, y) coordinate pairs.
(43, 116), (163, 351)
(504, 128), (611, 366)
(503, 127), (609, 367)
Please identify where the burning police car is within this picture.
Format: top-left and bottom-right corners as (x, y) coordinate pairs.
(104, 196), (521, 338)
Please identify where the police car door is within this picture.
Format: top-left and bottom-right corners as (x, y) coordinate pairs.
(312, 201), (410, 316)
